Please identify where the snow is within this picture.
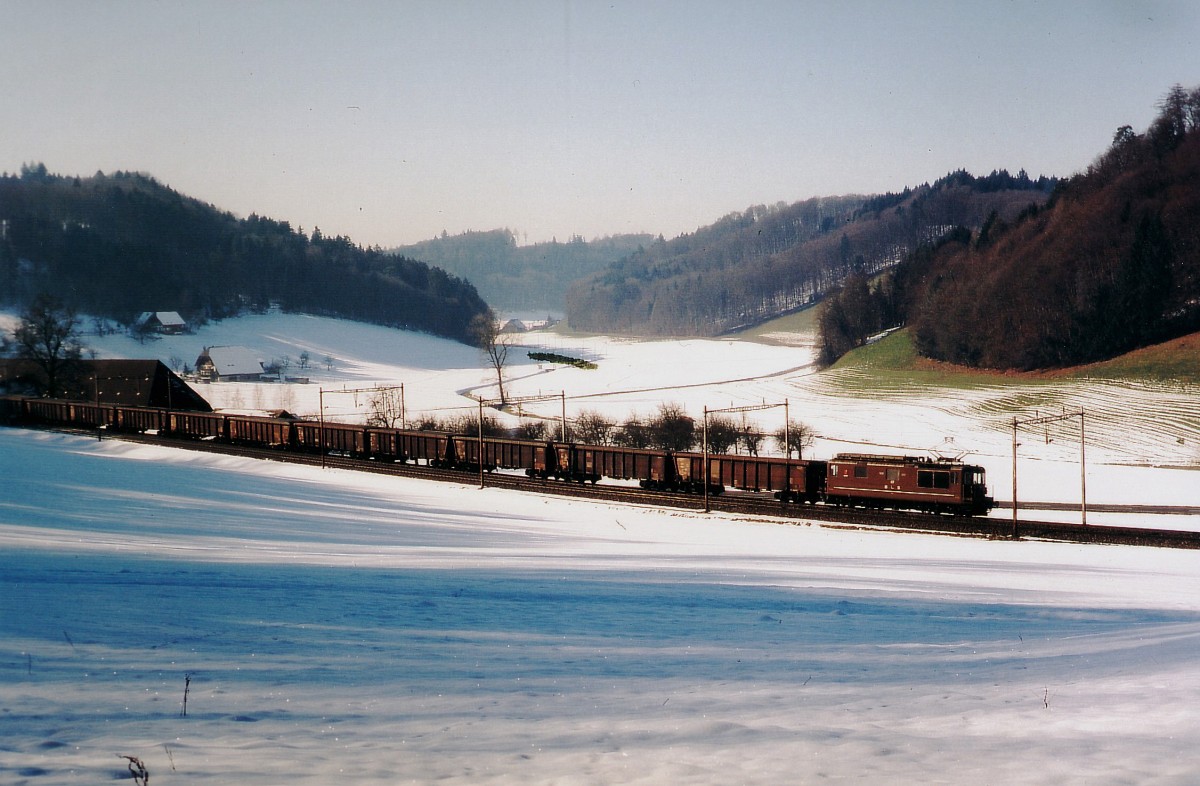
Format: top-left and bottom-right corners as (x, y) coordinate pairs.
(74, 311), (1200, 527)
(3, 311), (1200, 783)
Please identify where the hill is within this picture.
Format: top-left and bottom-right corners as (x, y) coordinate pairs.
(833, 325), (1200, 386)
(390, 229), (654, 313)
(564, 172), (1053, 337)
(904, 85), (1200, 370)
(0, 166), (490, 343)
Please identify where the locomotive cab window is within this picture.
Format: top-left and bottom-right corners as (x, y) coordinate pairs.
(918, 470), (951, 489)
(885, 468), (901, 483)
(854, 464), (868, 478)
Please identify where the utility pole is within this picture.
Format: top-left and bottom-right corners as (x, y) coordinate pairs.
(702, 400), (789, 513)
(1010, 408), (1087, 538)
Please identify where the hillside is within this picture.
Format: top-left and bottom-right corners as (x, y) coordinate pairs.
(906, 85), (1200, 370)
(564, 172), (1054, 337)
(833, 325), (1200, 386)
(391, 229), (654, 313)
(0, 166), (490, 343)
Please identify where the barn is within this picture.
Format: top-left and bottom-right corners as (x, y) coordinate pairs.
(195, 346), (266, 382)
(134, 311), (189, 335)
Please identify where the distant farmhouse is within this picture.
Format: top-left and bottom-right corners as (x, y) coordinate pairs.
(134, 311), (188, 335)
(500, 317), (560, 334)
(195, 346), (265, 382)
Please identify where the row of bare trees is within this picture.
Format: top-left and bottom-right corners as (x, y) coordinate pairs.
(401, 401), (816, 458)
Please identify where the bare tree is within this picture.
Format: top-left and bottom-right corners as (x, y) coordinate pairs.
(649, 402), (696, 451)
(513, 420), (548, 440)
(469, 311), (514, 404)
(12, 294), (86, 397)
(704, 414), (739, 454)
(773, 419), (816, 459)
(366, 387), (406, 428)
(617, 414), (651, 448)
(739, 417), (763, 456)
(573, 410), (616, 445)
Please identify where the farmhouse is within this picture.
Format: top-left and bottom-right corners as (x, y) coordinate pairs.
(195, 346), (265, 382)
(135, 311), (188, 335)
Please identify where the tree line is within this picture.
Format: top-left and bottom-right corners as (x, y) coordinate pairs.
(567, 174), (1053, 338)
(0, 168), (490, 343)
(405, 401), (815, 458)
(391, 228), (654, 312)
(817, 83), (1200, 371)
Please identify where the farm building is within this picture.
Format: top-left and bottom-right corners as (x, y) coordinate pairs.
(134, 311), (189, 334)
(0, 358), (212, 411)
(195, 346), (265, 382)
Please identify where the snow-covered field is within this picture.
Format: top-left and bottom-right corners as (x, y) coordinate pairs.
(3, 312), (1200, 784)
(56, 311), (1200, 527)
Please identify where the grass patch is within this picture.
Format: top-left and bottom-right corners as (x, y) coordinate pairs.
(730, 306), (820, 340)
(832, 327), (1200, 387)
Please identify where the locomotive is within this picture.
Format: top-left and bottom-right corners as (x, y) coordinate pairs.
(0, 395), (995, 516)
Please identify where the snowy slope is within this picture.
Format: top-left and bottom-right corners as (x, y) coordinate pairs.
(64, 311), (1200, 529)
(2, 429), (1200, 785)
(4, 312), (1200, 784)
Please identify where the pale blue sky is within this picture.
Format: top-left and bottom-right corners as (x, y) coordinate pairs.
(4, 1), (1197, 247)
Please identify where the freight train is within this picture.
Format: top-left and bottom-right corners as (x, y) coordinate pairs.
(0, 395), (995, 516)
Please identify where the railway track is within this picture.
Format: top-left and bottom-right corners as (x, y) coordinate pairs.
(65, 427), (1200, 551)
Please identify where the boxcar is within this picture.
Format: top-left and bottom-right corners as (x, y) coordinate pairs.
(635, 451), (691, 492)
(706, 455), (828, 503)
(443, 435), (483, 470)
(294, 421), (365, 456)
(228, 414), (296, 449)
(69, 401), (118, 429)
(825, 453), (993, 515)
(21, 397), (69, 425)
(169, 410), (228, 440)
(489, 437), (543, 472)
(397, 430), (450, 465)
(366, 427), (447, 463)
(114, 405), (166, 433)
(524, 441), (563, 479)
(0, 395), (23, 424)
(569, 444), (660, 485)
(366, 427), (405, 461)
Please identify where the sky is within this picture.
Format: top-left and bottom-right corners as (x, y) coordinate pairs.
(3, 1), (1198, 249)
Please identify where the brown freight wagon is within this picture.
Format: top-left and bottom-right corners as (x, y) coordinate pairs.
(567, 444), (661, 485)
(396, 430), (450, 465)
(114, 405), (166, 433)
(69, 401), (118, 429)
(708, 455), (827, 502)
(294, 421), (365, 455)
(228, 414), (296, 449)
(170, 410), (228, 440)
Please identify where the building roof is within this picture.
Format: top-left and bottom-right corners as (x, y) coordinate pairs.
(0, 358), (212, 411)
(136, 311), (187, 328)
(198, 346), (265, 378)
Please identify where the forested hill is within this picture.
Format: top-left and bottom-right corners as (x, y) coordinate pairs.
(391, 230), (655, 313)
(565, 171), (1055, 336)
(0, 167), (489, 343)
(905, 85), (1200, 370)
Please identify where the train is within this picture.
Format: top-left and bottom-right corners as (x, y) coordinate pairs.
(0, 395), (996, 516)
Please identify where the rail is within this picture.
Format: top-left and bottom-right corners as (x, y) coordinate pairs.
(17, 424), (1195, 550)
